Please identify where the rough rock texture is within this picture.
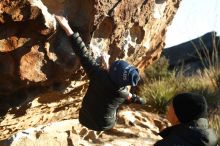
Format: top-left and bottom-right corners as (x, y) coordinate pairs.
(0, 90), (169, 142)
(0, 0), (181, 99)
(0, 0), (180, 144)
(0, 102), (168, 146)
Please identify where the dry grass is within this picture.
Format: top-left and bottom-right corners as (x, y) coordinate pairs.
(138, 33), (220, 142)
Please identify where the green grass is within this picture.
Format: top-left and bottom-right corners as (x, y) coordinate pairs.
(138, 55), (220, 143)
(138, 34), (220, 143)
(192, 33), (220, 144)
(138, 57), (218, 113)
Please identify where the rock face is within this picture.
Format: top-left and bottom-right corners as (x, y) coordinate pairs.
(0, 0), (180, 143)
(0, 104), (168, 146)
(0, 0), (181, 99)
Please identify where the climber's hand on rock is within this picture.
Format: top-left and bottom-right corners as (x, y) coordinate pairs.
(55, 15), (73, 36)
(130, 94), (146, 105)
(124, 94), (146, 105)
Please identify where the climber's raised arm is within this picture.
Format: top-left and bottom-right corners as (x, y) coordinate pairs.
(55, 15), (99, 79)
(55, 15), (145, 132)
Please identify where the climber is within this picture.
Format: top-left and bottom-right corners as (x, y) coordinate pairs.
(154, 92), (218, 146)
(55, 15), (146, 131)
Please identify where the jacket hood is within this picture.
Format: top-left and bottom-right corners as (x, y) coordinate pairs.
(159, 118), (218, 146)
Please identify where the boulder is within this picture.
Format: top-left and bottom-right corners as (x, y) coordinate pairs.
(0, 0), (181, 141)
(0, 105), (168, 146)
(0, 0), (181, 98)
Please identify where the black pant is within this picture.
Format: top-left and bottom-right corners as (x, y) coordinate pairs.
(79, 107), (116, 131)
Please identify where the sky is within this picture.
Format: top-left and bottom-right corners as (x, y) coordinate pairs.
(165, 0), (220, 48)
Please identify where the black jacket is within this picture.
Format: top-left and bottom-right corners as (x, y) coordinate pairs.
(69, 32), (130, 131)
(154, 118), (218, 146)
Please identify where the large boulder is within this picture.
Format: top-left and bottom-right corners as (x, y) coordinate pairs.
(0, 105), (168, 146)
(0, 0), (181, 98)
(0, 0), (181, 141)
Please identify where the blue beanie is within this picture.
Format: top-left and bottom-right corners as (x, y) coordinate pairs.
(109, 60), (140, 87)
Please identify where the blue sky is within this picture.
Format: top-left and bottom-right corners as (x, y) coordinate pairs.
(165, 0), (220, 47)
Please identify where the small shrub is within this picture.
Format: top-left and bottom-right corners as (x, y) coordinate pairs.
(138, 35), (220, 142)
(144, 57), (173, 81)
(139, 79), (177, 113)
(139, 57), (213, 113)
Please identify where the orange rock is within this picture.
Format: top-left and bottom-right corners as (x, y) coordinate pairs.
(0, 0), (181, 142)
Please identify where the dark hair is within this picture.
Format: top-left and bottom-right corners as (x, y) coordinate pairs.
(172, 92), (208, 123)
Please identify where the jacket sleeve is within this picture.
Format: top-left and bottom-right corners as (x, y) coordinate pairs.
(154, 135), (191, 146)
(117, 87), (131, 99)
(154, 139), (170, 146)
(68, 32), (100, 79)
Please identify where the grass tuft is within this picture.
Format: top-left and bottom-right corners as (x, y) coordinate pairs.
(138, 34), (220, 142)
